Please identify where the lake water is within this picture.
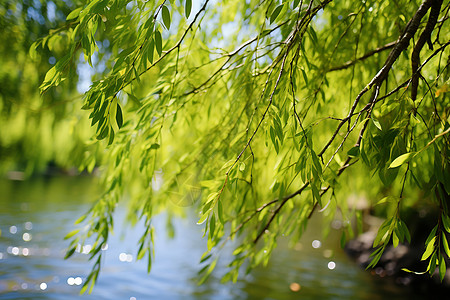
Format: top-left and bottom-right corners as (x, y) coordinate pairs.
(0, 176), (423, 299)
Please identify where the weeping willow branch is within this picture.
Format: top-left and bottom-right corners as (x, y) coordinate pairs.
(253, 0), (442, 244)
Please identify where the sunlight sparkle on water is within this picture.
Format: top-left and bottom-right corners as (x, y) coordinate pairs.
(312, 240), (321, 249)
(119, 252), (133, 262)
(328, 261), (336, 270)
(22, 248), (29, 256)
(67, 277), (82, 286)
(40, 282), (47, 290)
(11, 247), (19, 255)
(25, 222), (33, 230)
(23, 232), (32, 241)
(9, 226), (17, 234)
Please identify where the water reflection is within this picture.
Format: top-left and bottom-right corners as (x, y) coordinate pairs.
(119, 253), (133, 262)
(327, 261), (336, 270)
(67, 277), (82, 286)
(9, 226), (17, 234)
(0, 176), (427, 299)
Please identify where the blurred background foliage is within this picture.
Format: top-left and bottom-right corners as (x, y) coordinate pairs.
(0, 0), (100, 176)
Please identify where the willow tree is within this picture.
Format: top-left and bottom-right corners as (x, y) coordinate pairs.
(34, 0), (450, 291)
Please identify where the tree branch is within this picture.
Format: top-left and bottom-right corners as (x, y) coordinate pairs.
(319, 0), (436, 159)
(411, 0), (443, 101)
(253, 0), (439, 244)
(328, 41), (396, 72)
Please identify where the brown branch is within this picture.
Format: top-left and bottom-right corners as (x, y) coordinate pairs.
(328, 41), (396, 72)
(319, 0), (435, 158)
(369, 0), (434, 87)
(253, 182), (310, 244)
(411, 0), (443, 101)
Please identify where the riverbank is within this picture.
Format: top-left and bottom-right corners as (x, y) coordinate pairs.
(345, 213), (450, 297)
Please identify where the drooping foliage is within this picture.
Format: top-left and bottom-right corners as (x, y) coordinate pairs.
(28, 0), (450, 291)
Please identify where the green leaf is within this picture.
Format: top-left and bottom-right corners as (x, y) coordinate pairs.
(162, 5), (171, 30)
(64, 246), (77, 259)
(301, 67), (308, 85)
(116, 103), (123, 129)
(311, 182), (321, 205)
(43, 66), (57, 83)
(148, 38), (155, 64)
(64, 229), (80, 240)
(367, 247), (384, 268)
(375, 196), (398, 206)
(137, 245), (147, 260)
(392, 231), (399, 248)
(149, 143), (160, 150)
(428, 252), (437, 275)
(185, 0), (192, 18)
(133, 66), (140, 83)
(97, 124), (110, 140)
(442, 214), (450, 233)
(400, 220), (411, 244)
(155, 30), (162, 56)
(209, 213), (215, 239)
(347, 146), (360, 158)
(401, 268), (427, 275)
(74, 214), (87, 225)
(270, 4), (283, 24)
(442, 234), (450, 257)
(372, 118), (382, 131)
(200, 252), (212, 263)
(308, 27), (318, 45)
(217, 200), (224, 224)
(439, 255), (446, 282)
(66, 7), (82, 20)
(373, 218), (392, 247)
(340, 231), (346, 248)
(197, 213), (209, 225)
(29, 41), (39, 60)
(108, 129), (115, 145)
(425, 225), (438, 245)
(198, 258), (218, 284)
(389, 152), (415, 168)
(421, 236), (436, 261)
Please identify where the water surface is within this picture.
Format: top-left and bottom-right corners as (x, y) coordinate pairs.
(0, 176), (422, 299)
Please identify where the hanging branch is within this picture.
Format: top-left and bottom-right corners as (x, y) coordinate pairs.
(411, 0), (443, 101)
(253, 0), (441, 244)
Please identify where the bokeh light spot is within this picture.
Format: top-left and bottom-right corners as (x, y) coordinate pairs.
(289, 282), (301, 292)
(312, 240), (321, 249)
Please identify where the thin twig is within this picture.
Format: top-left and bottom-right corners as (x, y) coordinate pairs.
(328, 41), (396, 72)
